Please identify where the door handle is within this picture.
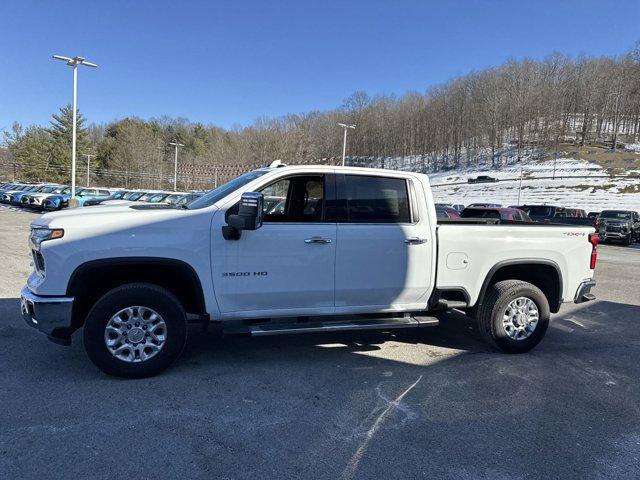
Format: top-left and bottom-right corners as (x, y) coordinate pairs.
(305, 237), (332, 244)
(404, 237), (427, 245)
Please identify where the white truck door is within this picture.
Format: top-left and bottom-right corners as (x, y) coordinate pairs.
(211, 174), (336, 317)
(334, 173), (432, 311)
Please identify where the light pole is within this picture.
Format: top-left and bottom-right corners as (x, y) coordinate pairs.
(83, 154), (94, 186)
(169, 141), (184, 191)
(338, 123), (356, 166)
(517, 166), (524, 205)
(553, 137), (559, 180)
(52, 55), (97, 198)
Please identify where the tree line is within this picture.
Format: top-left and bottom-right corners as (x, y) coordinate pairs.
(3, 44), (640, 189)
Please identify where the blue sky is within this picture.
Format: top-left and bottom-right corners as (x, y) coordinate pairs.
(1, 0), (639, 132)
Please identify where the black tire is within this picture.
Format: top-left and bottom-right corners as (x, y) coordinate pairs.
(83, 283), (187, 378)
(477, 280), (550, 354)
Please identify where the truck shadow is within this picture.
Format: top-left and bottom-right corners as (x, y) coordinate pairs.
(183, 309), (488, 360)
(2, 297), (640, 479)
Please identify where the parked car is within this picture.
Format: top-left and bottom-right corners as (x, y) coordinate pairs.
(42, 188), (85, 211)
(172, 192), (204, 207)
(435, 205), (460, 219)
(97, 191), (179, 207)
(435, 203), (463, 211)
(140, 192), (174, 203)
(4, 184), (44, 205)
(21, 185), (69, 209)
(468, 175), (498, 184)
(163, 193), (188, 205)
(461, 207), (532, 222)
(83, 190), (130, 206)
(0, 182), (20, 195)
(42, 188), (112, 210)
(21, 164), (597, 377)
(587, 212), (600, 220)
(70, 188), (115, 207)
(101, 190), (150, 205)
(597, 210), (640, 245)
(519, 205), (595, 226)
(467, 202), (502, 208)
(0, 183), (25, 201)
(562, 208), (587, 218)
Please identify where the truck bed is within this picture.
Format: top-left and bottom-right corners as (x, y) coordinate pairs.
(434, 220), (595, 308)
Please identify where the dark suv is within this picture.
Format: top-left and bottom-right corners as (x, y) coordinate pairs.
(597, 210), (640, 245)
(519, 205), (595, 226)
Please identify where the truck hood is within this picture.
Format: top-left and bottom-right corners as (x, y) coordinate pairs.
(32, 204), (196, 229)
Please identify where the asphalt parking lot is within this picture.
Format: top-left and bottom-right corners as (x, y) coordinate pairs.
(1, 206), (640, 480)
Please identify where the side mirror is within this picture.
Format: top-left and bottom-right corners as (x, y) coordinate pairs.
(223, 192), (263, 240)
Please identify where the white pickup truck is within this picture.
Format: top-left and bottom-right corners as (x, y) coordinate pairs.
(21, 164), (598, 377)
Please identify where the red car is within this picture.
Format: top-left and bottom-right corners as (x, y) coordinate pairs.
(461, 207), (532, 222)
(435, 206), (460, 219)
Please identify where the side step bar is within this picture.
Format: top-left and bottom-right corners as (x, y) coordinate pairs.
(248, 315), (439, 337)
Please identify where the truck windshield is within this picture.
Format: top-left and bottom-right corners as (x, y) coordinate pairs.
(187, 169), (269, 209)
(600, 211), (631, 220)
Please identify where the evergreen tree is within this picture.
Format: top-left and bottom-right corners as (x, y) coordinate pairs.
(48, 105), (90, 184)
(49, 105), (88, 145)
(7, 126), (54, 181)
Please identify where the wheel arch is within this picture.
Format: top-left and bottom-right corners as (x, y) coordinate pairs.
(66, 257), (207, 330)
(475, 259), (563, 314)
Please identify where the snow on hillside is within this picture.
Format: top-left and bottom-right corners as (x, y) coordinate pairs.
(429, 159), (640, 212)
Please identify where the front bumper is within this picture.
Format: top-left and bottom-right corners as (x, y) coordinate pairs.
(26, 197), (44, 208)
(20, 286), (74, 345)
(574, 280), (596, 304)
(599, 229), (630, 241)
(43, 199), (64, 210)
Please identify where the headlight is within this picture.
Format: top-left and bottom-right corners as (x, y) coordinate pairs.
(29, 227), (64, 249)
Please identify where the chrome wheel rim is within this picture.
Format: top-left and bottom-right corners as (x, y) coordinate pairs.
(104, 306), (167, 363)
(503, 297), (539, 341)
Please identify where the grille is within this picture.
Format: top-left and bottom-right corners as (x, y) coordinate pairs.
(606, 225), (622, 232)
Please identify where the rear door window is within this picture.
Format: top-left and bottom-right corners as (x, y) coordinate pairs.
(342, 175), (410, 223)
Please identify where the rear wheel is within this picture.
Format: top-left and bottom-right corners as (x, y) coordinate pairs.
(477, 280), (549, 353)
(83, 283), (187, 378)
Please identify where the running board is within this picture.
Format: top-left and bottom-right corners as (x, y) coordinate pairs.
(248, 315), (439, 337)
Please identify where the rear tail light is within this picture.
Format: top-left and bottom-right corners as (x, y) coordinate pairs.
(588, 233), (598, 269)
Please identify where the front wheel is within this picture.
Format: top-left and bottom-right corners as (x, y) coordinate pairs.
(477, 280), (550, 353)
(83, 283), (187, 378)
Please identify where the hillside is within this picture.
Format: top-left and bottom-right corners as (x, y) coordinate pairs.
(429, 149), (640, 211)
